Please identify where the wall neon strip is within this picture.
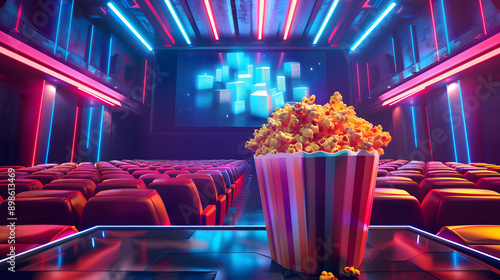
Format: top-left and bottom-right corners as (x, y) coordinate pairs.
(439, 0), (450, 54)
(15, 0), (23, 31)
(107, 37), (113, 75)
(32, 81), (46, 166)
(71, 106), (79, 162)
(258, 0), (266, 40)
(411, 106), (418, 148)
(410, 25), (417, 63)
(65, 0), (75, 60)
(429, 0), (440, 61)
(88, 25), (94, 65)
(382, 45), (500, 106)
(45, 94), (56, 164)
(356, 62), (361, 103)
(86, 107), (93, 149)
(107, 2), (153, 51)
(143, 0), (175, 44)
(366, 63), (371, 98)
(283, 0), (298, 40)
(350, 2), (396, 51)
(164, 0), (191, 44)
(313, 0), (340, 45)
(447, 85), (458, 162)
(53, 0), (64, 55)
(425, 106), (433, 161)
(143, 59), (148, 104)
(391, 37), (397, 73)
(97, 106), (104, 162)
(458, 80), (471, 163)
(204, 0), (219, 40)
(478, 0), (487, 35)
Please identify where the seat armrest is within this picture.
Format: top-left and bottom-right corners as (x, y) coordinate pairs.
(216, 195), (227, 225)
(225, 188), (233, 210)
(201, 204), (217, 225)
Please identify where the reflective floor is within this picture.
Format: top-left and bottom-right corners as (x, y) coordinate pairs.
(1, 227), (499, 279)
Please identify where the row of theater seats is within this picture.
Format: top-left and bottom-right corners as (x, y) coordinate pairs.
(0, 159), (249, 254)
(372, 159), (500, 259)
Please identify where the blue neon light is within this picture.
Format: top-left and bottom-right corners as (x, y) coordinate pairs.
(86, 107), (93, 149)
(313, 0), (340, 45)
(45, 97), (56, 164)
(53, 0), (64, 55)
(88, 25), (94, 65)
(164, 0), (191, 44)
(458, 81), (471, 163)
(65, 0), (75, 60)
(391, 37), (397, 73)
(97, 106), (104, 162)
(351, 2), (397, 51)
(107, 2), (154, 51)
(410, 25), (417, 63)
(411, 106), (418, 148)
(107, 37), (113, 75)
(439, 0), (451, 54)
(447, 86), (458, 162)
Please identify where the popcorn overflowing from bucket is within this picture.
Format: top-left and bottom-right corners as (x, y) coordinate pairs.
(245, 92), (391, 156)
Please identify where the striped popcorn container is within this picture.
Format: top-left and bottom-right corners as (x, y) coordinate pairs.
(254, 150), (379, 274)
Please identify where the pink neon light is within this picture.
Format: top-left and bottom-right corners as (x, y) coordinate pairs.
(383, 46), (500, 106)
(429, 0), (440, 61)
(479, 0), (487, 35)
(425, 106), (433, 161)
(143, 59), (148, 104)
(258, 0), (266, 40)
(218, 52), (224, 64)
(366, 63), (371, 98)
(71, 106), (79, 162)
(356, 63), (361, 103)
(277, 52), (284, 70)
(32, 80), (46, 166)
(0, 45), (121, 106)
(143, 0), (175, 45)
(204, 0), (219, 40)
(15, 0), (23, 31)
(283, 0), (298, 40)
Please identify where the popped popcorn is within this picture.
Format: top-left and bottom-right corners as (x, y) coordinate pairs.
(319, 271), (338, 280)
(246, 92), (392, 156)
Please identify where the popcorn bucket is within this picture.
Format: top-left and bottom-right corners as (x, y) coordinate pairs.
(254, 150), (379, 274)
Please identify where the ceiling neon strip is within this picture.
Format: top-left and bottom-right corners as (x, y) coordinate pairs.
(313, 0), (340, 45)
(350, 2), (396, 51)
(283, 0), (298, 40)
(258, 0), (266, 40)
(107, 2), (153, 51)
(164, 0), (191, 44)
(204, 0), (219, 40)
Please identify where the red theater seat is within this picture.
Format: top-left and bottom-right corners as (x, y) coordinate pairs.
(0, 171), (28, 179)
(132, 170), (159, 179)
(44, 179), (97, 199)
(421, 189), (500, 233)
(140, 174), (170, 187)
(419, 178), (476, 198)
(397, 166), (424, 173)
(0, 179), (43, 199)
(177, 173), (226, 225)
(370, 188), (424, 228)
(476, 177), (500, 193)
(456, 166), (487, 174)
(424, 171), (466, 179)
(0, 190), (86, 227)
(172, 165), (188, 170)
(165, 170), (190, 178)
(95, 178), (146, 195)
(197, 170), (232, 210)
(437, 225), (500, 259)
(377, 169), (388, 177)
(25, 174), (59, 185)
(149, 178), (216, 225)
(182, 167), (204, 173)
(387, 171), (424, 184)
(156, 167), (175, 174)
(80, 189), (170, 229)
(464, 170), (500, 183)
(62, 173), (100, 184)
(376, 177), (423, 202)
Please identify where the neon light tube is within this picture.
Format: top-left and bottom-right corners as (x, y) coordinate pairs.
(351, 2), (396, 51)
(164, 0), (191, 44)
(313, 0), (340, 45)
(32, 81), (46, 166)
(391, 37), (397, 73)
(65, 0), (75, 60)
(411, 106), (418, 148)
(283, 0), (298, 40)
(447, 85), (458, 162)
(15, 0), (23, 31)
(143, 0), (175, 44)
(107, 2), (153, 51)
(204, 0), (219, 40)
(87, 107), (93, 149)
(143, 59), (148, 104)
(479, 0), (487, 35)
(88, 25), (94, 64)
(425, 106), (433, 161)
(107, 37), (113, 75)
(54, 0), (64, 55)
(77, 87), (118, 107)
(429, 0), (440, 61)
(458, 80), (471, 163)
(410, 25), (417, 63)
(97, 106), (104, 162)
(258, 0), (266, 40)
(439, 0), (450, 54)
(71, 106), (79, 162)
(356, 62), (361, 103)
(45, 96), (56, 164)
